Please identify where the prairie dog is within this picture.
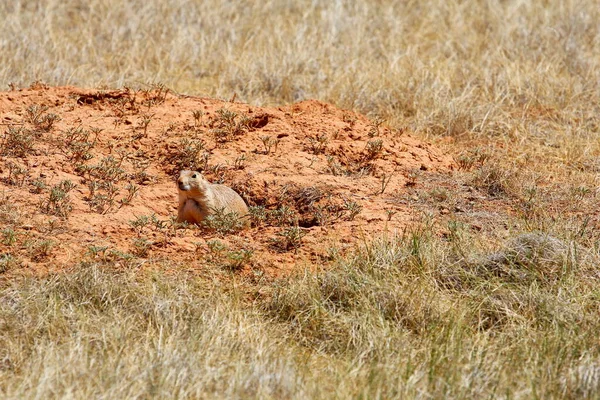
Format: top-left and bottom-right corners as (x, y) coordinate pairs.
(177, 170), (249, 227)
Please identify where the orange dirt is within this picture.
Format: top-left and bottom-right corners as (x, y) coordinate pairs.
(0, 85), (455, 277)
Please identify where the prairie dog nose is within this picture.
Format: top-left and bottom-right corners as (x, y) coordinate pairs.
(178, 180), (190, 191)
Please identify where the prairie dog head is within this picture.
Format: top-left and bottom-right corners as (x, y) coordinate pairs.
(177, 170), (209, 197)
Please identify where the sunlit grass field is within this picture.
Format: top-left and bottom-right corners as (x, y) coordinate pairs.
(2, 0), (600, 398)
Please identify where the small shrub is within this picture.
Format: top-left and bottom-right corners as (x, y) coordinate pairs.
(378, 170), (395, 194)
(226, 249), (253, 271)
(343, 199), (363, 221)
(25, 104), (61, 131)
(271, 226), (307, 252)
(368, 117), (384, 137)
(471, 163), (517, 197)
(87, 180), (120, 214)
(59, 126), (99, 163)
(261, 136), (279, 154)
(233, 154), (247, 169)
(404, 168), (419, 187)
(364, 139), (384, 160)
(141, 83), (169, 107)
(119, 183), (139, 206)
(134, 113), (154, 139)
(312, 204), (346, 226)
(428, 188), (449, 202)
(40, 180), (76, 217)
(211, 108), (251, 143)
(192, 109), (204, 127)
(80, 155), (126, 182)
(25, 104), (48, 125)
(129, 157), (153, 184)
(326, 155), (347, 176)
(385, 208), (397, 221)
(132, 237), (152, 257)
(269, 206), (297, 227)
(306, 133), (329, 155)
(248, 205), (268, 227)
(165, 138), (206, 172)
(86, 245), (110, 260)
(28, 239), (55, 261)
(207, 239), (228, 261)
(129, 214), (152, 236)
(202, 207), (246, 235)
(2, 228), (17, 246)
(0, 194), (21, 225)
(0, 253), (19, 273)
(79, 156), (136, 214)
(454, 148), (490, 171)
(1, 126), (37, 157)
(4, 160), (30, 186)
(30, 178), (47, 194)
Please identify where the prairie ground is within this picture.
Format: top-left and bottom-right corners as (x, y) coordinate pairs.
(1, 0), (600, 398)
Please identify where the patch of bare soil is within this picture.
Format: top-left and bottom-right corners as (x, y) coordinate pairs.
(0, 85), (455, 277)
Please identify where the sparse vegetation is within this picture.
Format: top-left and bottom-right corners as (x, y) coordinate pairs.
(378, 170), (395, 194)
(134, 113), (154, 139)
(25, 104), (61, 131)
(2, 227), (17, 246)
(343, 199), (362, 221)
(247, 205), (268, 227)
(306, 133), (329, 155)
(206, 239), (254, 271)
(0, 126), (37, 157)
(27, 239), (56, 261)
(39, 180), (76, 218)
(364, 139), (384, 160)
(192, 109), (204, 127)
(260, 135), (279, 155)
(59, 126), (99, 163)
(128, 213), (179, 250)
(472, 162), (518, 198)
(201, 207), (247, 235)
(1, 0), (600, 398)
(270, 225), (307, 252)
(210, 108), (251, 143)
(4, 160), (30, 187)
(165, 137), (206, 173)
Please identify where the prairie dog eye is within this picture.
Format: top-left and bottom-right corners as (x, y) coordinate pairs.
(192, 173), (197, 179)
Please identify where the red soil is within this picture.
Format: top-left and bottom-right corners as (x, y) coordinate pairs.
(0, 84), (454, 277)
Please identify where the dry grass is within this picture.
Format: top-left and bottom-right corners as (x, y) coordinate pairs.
(0, 266), (308, 399)
(2, 0), (600, 398)
(3, 1), (599, 182)
(1, 228), (600, 398)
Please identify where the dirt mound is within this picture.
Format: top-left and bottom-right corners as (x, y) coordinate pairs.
(0, 85), (454, 276)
